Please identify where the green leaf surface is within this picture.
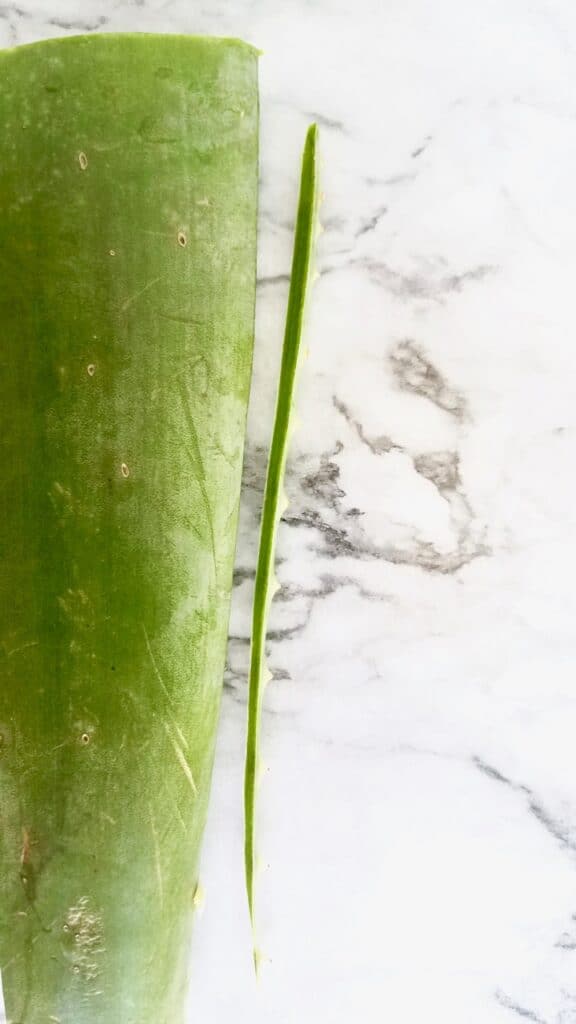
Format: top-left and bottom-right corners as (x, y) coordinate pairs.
(0, 33), (258, 1023)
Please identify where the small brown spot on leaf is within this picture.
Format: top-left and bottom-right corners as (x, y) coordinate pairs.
(78, 152), (88, 171)
(177, 231), (187, 248)
(87, 364), (96, 377)
(121, 463), (130, 479)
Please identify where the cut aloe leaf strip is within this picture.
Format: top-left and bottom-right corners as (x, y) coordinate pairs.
(244, 123), (319, 948)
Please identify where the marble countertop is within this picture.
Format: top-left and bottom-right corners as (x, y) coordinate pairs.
(3, 2), (576, 1022)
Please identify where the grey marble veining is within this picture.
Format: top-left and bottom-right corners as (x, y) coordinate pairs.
(2, 2), (576, 1022)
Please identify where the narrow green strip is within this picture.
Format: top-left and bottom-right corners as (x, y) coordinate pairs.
(244, 124), (319, 951)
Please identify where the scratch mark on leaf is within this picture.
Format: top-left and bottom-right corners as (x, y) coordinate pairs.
(141, 624), (172, 704)
(164, 722), (197, 796)
(121, 274), (164, 313)
(7, 640), (39, 658)
(142, 624), (190, 748)
(148, 803), (164, 908)
(172, 799), (187, 833)
(169, 718), (188, 750)
(213, 437), (237, 469)
(177, 379), (216, 571)
(158, 310), (204, 326)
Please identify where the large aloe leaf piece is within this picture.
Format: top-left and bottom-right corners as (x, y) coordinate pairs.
(244, 124), (319, 956)
(0, 33), (258, 1023)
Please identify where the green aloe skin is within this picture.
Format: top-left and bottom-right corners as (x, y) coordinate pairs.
(0, 33), (258, 1023)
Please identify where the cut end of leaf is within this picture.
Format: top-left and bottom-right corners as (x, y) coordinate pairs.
(253, 946), (270, 978)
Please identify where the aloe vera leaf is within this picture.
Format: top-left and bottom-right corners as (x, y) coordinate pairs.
(244, 124), (319, 946)
(0, 33), (258, 1023)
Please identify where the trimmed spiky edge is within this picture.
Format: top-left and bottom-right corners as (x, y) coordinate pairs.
(244, 123), (319, 958)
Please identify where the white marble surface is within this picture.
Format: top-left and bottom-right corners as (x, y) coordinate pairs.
(3, 2), (576, 1022)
